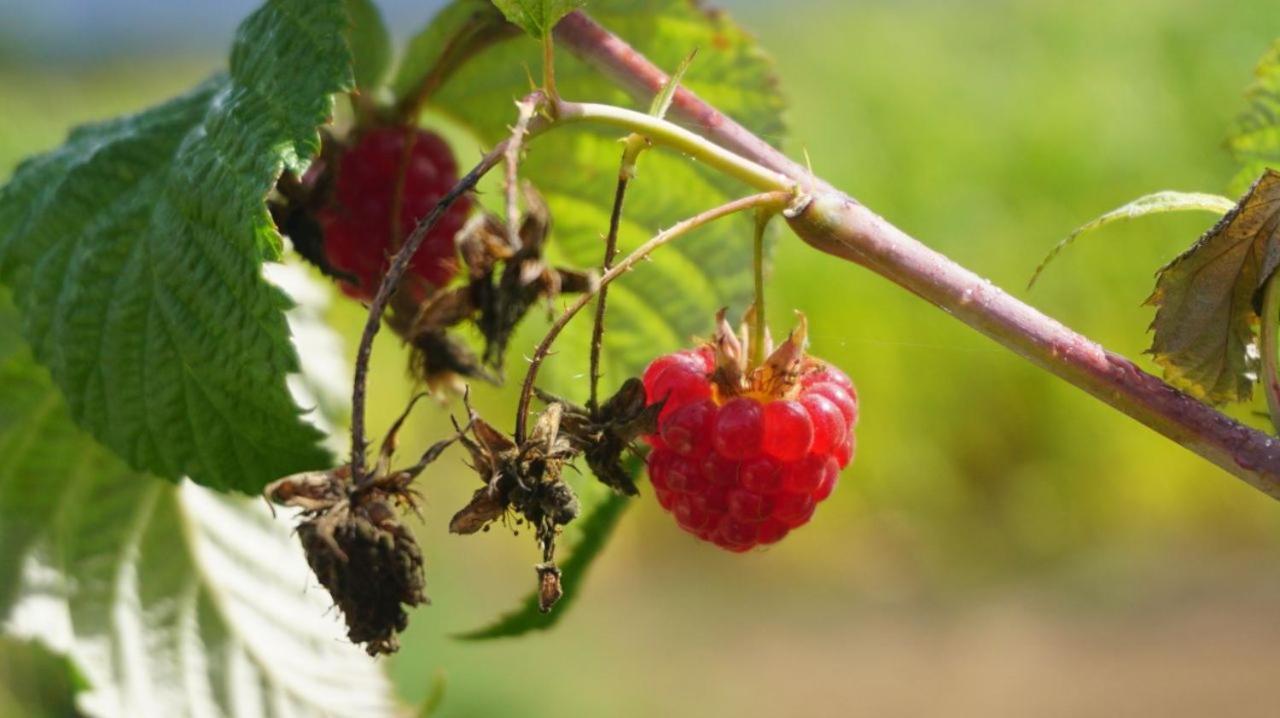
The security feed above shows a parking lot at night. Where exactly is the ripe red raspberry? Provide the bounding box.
[643,312,858,552]
[318,126,471,301]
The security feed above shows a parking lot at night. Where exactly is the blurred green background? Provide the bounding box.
[4,0,1280,715]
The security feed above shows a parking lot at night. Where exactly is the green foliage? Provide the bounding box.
[0,0,353,492]
[458,488,631,640]
[1228,40,1280,194]
[1029,191,1235,288]
[0,639,86,718]
[346,0,392,90]
[390,0,515,106]
[0,292,393,716]
[1148,170,1280,403]
[432,0,786,397]
[491,0,586,38]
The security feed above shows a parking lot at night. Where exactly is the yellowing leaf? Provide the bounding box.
[1148,169,1280,403]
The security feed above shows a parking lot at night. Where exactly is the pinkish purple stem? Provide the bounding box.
[554,11,1280,498]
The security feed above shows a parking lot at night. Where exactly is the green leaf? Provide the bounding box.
[431,0,787,397]
[0,0,354,492]
[1228,40,1280,195]
[457,487,631,640]
[346,0,392,90]
[490,0,586,38]
[1029,191,1235,288]
[390,0,516,106]
[0,639,86,718]
[1,275,392,716]
[1148,170,1280,404]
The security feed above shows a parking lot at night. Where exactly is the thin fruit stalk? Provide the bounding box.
[555,11,1280,498]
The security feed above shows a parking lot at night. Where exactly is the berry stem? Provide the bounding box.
[350,145,506,485]
[552,100,791,194]
[514,191,793,442]
[588,174,629,417]
[554,9,1280,498]
[750,209,770,368]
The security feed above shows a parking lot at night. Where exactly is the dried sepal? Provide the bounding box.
[538,378,659,496]
[265,396,462,655]
[704,309,823,401]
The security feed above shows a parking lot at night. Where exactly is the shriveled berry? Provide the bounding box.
[320,126,470,301]
[713,398,764,460]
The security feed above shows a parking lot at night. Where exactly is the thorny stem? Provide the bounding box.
[552,100,791,193]
[588,175,630,416]
[750,209,770,368]
[350,93,785,480]
[514,191,793,442]
[504,95,543,250]
[350,146,505,484]
[554,10,1280,497]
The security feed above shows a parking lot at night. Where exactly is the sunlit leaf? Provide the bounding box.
[1148,170,1280,403]
[1030,191,1235,288]
[0,0,353,492]
[346,0,392,90]
[1228,40,1280,195]
[1,270,391,717]
[491,0,586,38]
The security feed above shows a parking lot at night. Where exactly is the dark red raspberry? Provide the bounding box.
[318,126,471,301]
[643,312,857,552]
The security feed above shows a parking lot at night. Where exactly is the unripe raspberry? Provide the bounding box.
[318,126,471,301]
[642,312,858,551]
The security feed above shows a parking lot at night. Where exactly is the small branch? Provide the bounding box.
[555,12,815,189]
[350,145,507,484]
[557,9,1280,498]
[515,190,793,441]
[553,100,791,193]
[588,175,629,416]
[504,95,543,250]
[786,192,1280,498]
[750,209,770,367]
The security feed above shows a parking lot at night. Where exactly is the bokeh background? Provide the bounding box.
[3,0,1280,715]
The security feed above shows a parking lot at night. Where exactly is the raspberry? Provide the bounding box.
[642,313,858,551]
[318,126,471,301]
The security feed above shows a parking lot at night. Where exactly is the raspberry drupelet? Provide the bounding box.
[318,126,471,301]
[642,311,858,551]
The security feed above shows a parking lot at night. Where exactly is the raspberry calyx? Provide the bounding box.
[642,311,858,552]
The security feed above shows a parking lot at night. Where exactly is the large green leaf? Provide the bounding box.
[431,0,787,400]
[0,0,353,492]
[1228,40,1280,195]
[0,271,394,717]
[347,0,393,90]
